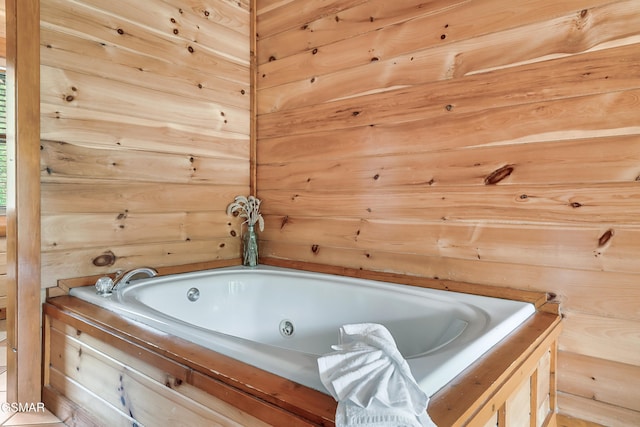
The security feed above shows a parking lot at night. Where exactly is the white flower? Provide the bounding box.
[226,195,264,231]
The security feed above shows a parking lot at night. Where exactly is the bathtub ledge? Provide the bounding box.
[43,293,561,426]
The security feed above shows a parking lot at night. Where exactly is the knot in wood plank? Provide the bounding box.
[484,165,514,185]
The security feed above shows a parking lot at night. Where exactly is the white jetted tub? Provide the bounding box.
[70,265,535,397]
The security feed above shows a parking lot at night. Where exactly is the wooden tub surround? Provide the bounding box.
[42,262,561,427]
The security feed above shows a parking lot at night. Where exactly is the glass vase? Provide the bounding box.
[243,225,258,267]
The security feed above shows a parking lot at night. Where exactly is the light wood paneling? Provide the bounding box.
[558,392,640,426]
[558,351,640,414]
[40,0,251,286]
[256,0,640,424]
[5,0,41,405]
[29,0,640,424]
[48,323,270,426]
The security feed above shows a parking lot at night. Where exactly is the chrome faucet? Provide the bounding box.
[95,267,158,295]
[112,267,158,290]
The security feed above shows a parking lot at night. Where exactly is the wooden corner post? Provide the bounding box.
[5,0,42,405]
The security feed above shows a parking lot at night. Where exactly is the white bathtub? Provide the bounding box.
[70,265,535,397]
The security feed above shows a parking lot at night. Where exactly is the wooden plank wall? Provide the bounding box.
[255,0,640,425]
[39,0,251,287]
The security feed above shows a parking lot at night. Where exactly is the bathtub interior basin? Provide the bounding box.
[70,265,535,397]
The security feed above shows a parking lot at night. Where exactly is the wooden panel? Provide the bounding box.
[41,0,249,72]
[557,414,606,427]
[560,310,640,366]
[48,321,270,426]
[260,215,640,274]
[40,0,251,285]
[42,67,248,135]
[261,184,640,224]
[42,182,246,214]
[75,0,251,60]
[41,238,240,288]
[259,29,640,113]
[43,297,338,426]
[257,0,631,87]
[40,27,250,109]
[48,368,139,427]
[258,87,640,144]
[430,309,560,426]
[0,275,7,298]
[558,351,640,413]
[256,0,366,39]
[259,135,640,188]
[43,385,114,427]
[481,412,498,427]
[558,392,640,426]
[537,350,552,426]
[40,104,250,158]
[41,140,249,185]
[5,0,42,405]
[44,291,561,427]
[505,377,531,426]
[255,1,640,424]
[42,212,240,251]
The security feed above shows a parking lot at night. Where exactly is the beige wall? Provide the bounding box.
[256,0,640,424]
[39,0,251,286]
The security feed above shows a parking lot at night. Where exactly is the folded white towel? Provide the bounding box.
[318,323,437,427]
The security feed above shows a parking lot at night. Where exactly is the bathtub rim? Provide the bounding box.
[43,295,561,426]
[45,259,560,426]
[54,258,550,309]
[69,263,537,398]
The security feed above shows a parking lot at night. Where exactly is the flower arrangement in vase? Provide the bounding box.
[226,195,264,267]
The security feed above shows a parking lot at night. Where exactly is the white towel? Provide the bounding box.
[317,323,437,427]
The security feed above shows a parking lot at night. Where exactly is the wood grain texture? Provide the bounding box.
[559,311,640,367]
[255,0,640,424]
[42,238,240,288]
[5,0,42,405]
[44,297,337,426]
[558,351,640,413]
[258,14,640,112]
[41,140,249,185]
[258,0,637,91]
[558,392,640,427]
[40,0,251,285]
[557,414,606,427]
[48,324,270,426]
[28,0,640,424]
[259,135,640,188]
[261,215,640,274]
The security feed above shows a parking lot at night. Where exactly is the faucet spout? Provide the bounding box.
[112,267,158,291]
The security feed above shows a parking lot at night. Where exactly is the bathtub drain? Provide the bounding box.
[279,320,295,338]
